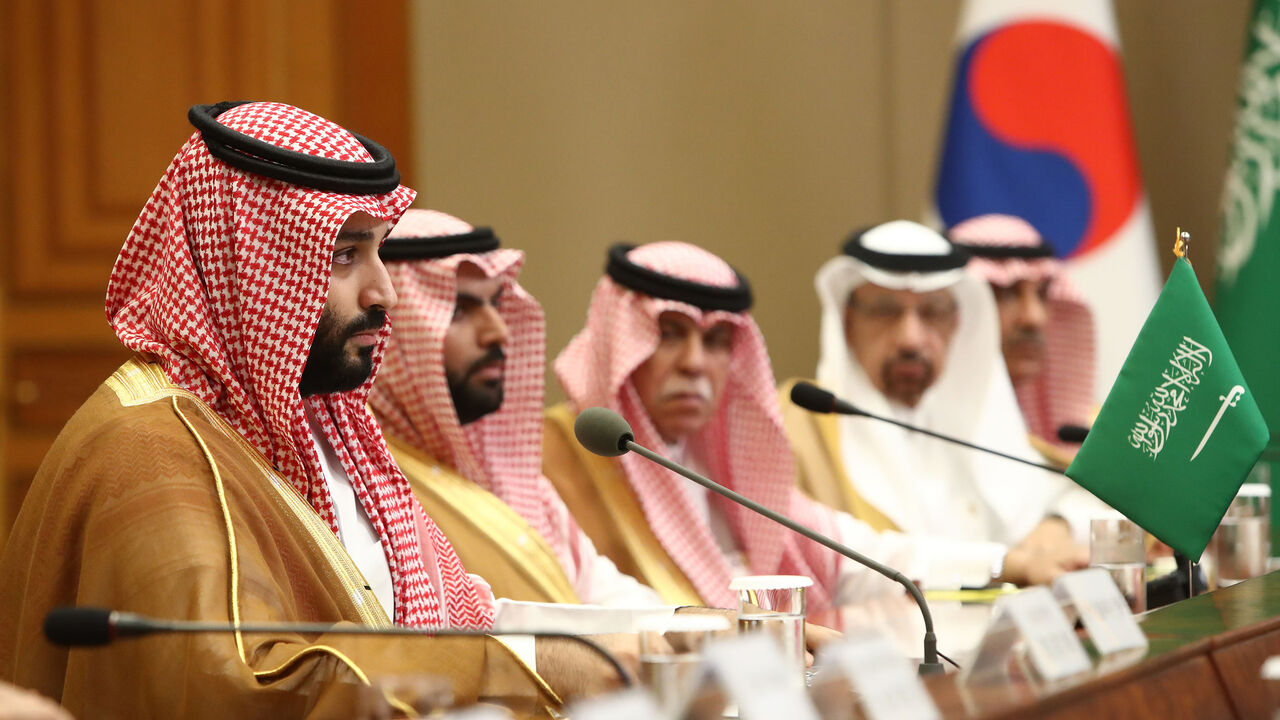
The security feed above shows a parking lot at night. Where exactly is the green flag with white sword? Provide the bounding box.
[1066,234,1268,560]
[1217,0,1280,552]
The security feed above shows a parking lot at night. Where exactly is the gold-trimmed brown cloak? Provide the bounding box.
[541,404,702,606]
[778,378,899,533]
[0,358,559,719]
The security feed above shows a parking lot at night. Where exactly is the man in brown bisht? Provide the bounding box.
[0,102,561,718]
[370,208,663,608]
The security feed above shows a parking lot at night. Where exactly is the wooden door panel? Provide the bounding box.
[2,0,410,545]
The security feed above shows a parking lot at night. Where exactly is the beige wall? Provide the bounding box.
[410,1,1251,399]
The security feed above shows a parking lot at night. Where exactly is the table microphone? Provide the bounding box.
[43,606,633,686]
[789,381,1063,474]
[1057,424,1090,444]
[573,406,946,676]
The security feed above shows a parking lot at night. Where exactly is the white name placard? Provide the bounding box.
[703,633,820,720]
[564,688,662,720]
[820,631,941,720]
[439,706,514,720]
[1000,586,1092,681]
[1054,568,1149,655]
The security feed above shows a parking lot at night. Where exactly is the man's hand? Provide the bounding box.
[999,517,1088,586]
[674,606,842,666]
[0,682,73,720]
[373,675,454,717]
[803,621,842,666]
[536,632,660,701]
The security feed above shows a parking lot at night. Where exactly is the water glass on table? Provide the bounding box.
[1209,483,1271,587]
[637,614,730,718]
[1090,516,1147,613]
[728,575,812,685]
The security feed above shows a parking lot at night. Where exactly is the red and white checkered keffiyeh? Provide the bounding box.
[370,210,587,585]
[949,214,1096,452]
[554,242,842,610]
[105,103,493,629]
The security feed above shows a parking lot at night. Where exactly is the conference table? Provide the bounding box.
[918,571,1280,719]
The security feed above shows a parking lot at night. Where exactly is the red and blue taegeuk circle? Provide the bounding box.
[936,21,1142,259]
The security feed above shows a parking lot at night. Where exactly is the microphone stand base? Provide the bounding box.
[917,660,945,676]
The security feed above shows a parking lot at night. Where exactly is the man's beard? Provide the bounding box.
[448,346,506,425]
[299,307,386,397]
[881,350,936,407]
[1003,328,1046,384]
[1005,327,1045,354]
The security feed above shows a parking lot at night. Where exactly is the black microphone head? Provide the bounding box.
[790,381,837,414]
[574,407,635,457]
[45,607,113,646]
[1057,424,1090,443]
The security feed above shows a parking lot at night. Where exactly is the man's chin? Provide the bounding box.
[653,406,712,439]
[299,364,373,397]
[1007,361,1044,386]
[335,368,374,394]
[884,380,930,408]
[452,383,504,425]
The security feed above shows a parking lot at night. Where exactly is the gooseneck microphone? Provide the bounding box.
[573,408,946,676]
[789,381,1063,474]
[44,607,633,686]
[1056,424,1090,444]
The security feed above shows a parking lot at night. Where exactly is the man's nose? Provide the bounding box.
[476,304,510,347]
[676,335,708,373]
[1017,285,1049,329]
[362,255,399,311]
[893,308,928,350]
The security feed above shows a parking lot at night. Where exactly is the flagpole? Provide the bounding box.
[1173,226,1190,262]
[1172,228,1199,599]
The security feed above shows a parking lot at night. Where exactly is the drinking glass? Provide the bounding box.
[728,575,812,684]
[1090,516,1146,613]
[1210,483,1271,587]
[637,613,730,718]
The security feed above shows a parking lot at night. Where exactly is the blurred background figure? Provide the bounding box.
[949,213,1097,467]
[785,220,1093,583]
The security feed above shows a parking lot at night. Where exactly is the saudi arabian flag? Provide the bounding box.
[1217,0,1280,552]
[1066,258,1268,561]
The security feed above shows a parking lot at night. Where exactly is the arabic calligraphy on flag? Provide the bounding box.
[1067,258,1268,560]
[1129,337,1213,459]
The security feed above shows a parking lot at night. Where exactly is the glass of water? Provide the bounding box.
[728,575,812,684]
[637,613,730,718]
[1090,516,1147,613]
[1210,483,1271,587]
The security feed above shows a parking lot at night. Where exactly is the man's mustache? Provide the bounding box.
[1006,328,1045,348]
[464,346,506,379]
[661,376,714,401]
[341,309,387,337]
[888,349,929,367]
[885,350,934,377]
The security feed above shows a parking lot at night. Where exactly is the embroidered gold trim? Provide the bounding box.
[106,357,204,407]
[252,644,372,683]
[813,405,898,533]
[389,438,579,604]
[384,693,419,718]
[489,636,565,708]
[172,396,248,665]
[1028,433,1073,470]
[109,358,389,628]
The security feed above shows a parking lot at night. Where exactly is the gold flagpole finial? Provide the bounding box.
[1173,227,1190,261]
